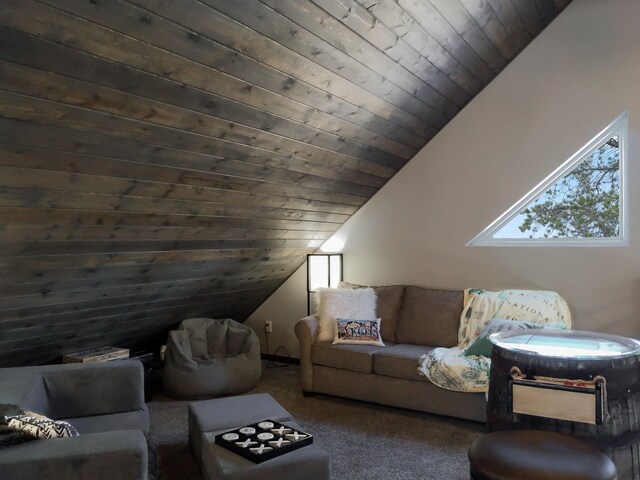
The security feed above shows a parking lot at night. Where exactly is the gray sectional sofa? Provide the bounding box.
[0,361,151,480]
[295,285,487,422]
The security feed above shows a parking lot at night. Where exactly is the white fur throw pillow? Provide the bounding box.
[315,287,377,342]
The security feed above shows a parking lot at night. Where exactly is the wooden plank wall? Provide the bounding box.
[0,0,569,366]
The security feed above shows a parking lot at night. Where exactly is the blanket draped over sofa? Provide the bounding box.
[417,289,572,392]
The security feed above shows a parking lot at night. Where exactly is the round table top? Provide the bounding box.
[489,329,640,359]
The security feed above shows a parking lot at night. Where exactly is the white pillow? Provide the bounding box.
[315,287,377,342]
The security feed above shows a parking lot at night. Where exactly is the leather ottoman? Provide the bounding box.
[468,430,617,480]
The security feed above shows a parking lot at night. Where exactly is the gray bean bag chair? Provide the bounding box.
[162,318,262,399]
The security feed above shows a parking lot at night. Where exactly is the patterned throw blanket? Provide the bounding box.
[417,289,572,392]
[1,404,79,446]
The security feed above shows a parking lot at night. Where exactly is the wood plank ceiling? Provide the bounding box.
[0,0,570,366]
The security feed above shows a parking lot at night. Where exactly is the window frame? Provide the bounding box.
[467,112,628,247]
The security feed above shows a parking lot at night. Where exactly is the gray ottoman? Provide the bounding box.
[188,394,330,480]
[189,393,293,462]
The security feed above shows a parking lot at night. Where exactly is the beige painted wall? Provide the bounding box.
[247,0,640,357]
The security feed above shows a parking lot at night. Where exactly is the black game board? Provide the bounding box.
[215,419,313,463]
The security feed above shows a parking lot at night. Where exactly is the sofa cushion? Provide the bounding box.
[339,282,404,343]
[373,344,435,381]
[63,410,150,435]
[395,287,463,347]
[311,342,389,374]
[0,430,148,480]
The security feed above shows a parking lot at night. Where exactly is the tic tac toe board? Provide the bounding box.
[215,419,313,463]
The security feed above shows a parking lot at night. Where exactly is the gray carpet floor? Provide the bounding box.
[148,361,484,479]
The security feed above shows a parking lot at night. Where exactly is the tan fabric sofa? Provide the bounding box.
[295,285,487,422]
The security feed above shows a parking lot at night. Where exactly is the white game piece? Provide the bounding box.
[236,439,257,448]
[271,426,292,436]
[250,444,273,454]
[285,431,308,441]
[239,427,256,435]
[257,432,274,441]
[269,438,291,448]
[258,421,275,429]
[222,433,239,441]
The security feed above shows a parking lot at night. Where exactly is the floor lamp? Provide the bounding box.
[307,253,343,315]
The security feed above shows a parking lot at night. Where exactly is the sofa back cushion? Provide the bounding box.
[339,282,404,343]
[0,373,50,417]
[395,287,463,347]
[42,362,147,419]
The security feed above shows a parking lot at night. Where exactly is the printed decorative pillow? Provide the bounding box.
[316,287,377,342]
[464,317,541,357]
[6,413,79,439]
[334,318,384,346]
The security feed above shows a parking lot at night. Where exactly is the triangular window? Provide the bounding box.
[468,112,627,246]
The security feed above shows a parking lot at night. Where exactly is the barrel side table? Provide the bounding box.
[486,329,640,480]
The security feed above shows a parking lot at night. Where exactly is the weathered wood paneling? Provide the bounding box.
[0,0,568,365]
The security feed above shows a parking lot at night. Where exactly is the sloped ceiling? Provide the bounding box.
[0,0,570,365]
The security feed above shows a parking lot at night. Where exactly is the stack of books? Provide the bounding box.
[62,346,130,363]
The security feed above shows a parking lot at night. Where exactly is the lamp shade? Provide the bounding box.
[307,254,342,314]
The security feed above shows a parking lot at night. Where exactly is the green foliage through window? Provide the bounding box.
[515,137,619,238]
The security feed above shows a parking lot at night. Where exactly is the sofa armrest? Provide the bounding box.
[294,315,320,392]
[0,430,148,480]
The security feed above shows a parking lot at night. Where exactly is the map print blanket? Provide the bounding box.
[417,289,572,392]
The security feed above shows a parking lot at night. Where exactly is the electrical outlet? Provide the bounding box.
[265,320,273,333]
